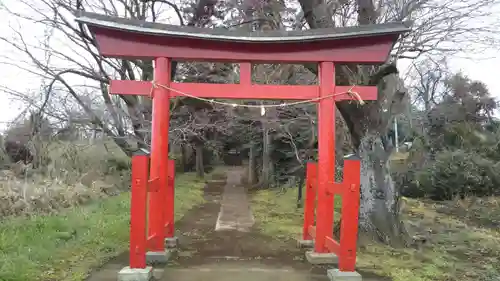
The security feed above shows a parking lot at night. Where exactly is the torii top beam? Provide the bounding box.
[75,11,410,63]
[75,12,410,101]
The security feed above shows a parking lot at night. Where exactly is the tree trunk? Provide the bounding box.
[91,124,97,144]
[296,167,305,208]
[358,132,407,245]
[180,144,188,173]
[195,141,204,178]
[248,141,258,184]
[260,121,271,187]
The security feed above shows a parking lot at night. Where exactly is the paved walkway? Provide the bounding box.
[215,168,255,232]
[160,262,327,281]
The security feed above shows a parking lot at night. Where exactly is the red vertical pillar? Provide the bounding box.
[165,159,175,237]
[302,162,317,240]
[129,152,149,269]
[339,155,361,271]
[314,61,336,253]
[148,57,171,252]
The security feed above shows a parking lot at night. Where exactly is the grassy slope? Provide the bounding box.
[0,172,205,281]
[251,189,500,281]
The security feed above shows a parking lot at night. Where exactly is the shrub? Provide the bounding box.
[0,139,131,219]
[399,150,500,200]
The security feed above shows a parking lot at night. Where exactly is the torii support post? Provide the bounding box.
[297,162,317,249]
[316,61,336,253]
[118,152,153,281]
[338,156,361,272]
[164,159,178,250]
[75,11,409,281]
[303,154,362,280]
[146,57,172,264]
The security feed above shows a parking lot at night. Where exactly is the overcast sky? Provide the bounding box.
[0,1,499,132]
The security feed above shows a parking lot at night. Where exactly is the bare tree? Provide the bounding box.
[0,0,218,156]
[409,57,450,112]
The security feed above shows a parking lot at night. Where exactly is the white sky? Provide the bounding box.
[0,1,499,132]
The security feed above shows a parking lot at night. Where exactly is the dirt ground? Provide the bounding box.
[86,167,384,281]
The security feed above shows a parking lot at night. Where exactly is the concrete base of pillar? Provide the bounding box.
[297,239,314,248]
[146,251,172,264]
[305,251,338,264]
[164,236,179,250]
[118,266,153,281]
[327,269,362,281]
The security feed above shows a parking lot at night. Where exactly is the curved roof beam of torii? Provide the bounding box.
[74,11,410,63]
[75,11,410,44]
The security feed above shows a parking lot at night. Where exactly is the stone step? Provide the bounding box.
[160,264,329,281]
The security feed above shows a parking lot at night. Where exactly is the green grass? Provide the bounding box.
[251,190,304,240]
[251,190,341,240]
[0,172,205,281]
[251,189,500,281]
[356,199,500,281]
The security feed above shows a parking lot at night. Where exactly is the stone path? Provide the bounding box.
[215,168,255,232]
[159,262,327,281]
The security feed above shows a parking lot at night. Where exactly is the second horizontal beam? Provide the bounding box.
[109,80,377,101]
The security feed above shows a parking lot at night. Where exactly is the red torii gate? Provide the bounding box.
[76,11,408,281]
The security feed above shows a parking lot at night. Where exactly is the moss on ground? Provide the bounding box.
[251,189,500,281]
[0,172,205,281]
